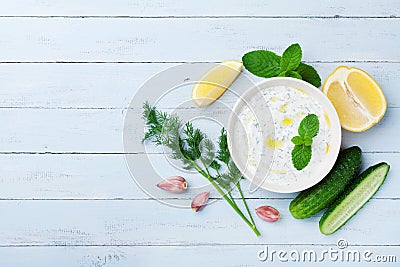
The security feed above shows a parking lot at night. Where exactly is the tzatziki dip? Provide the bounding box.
[238,85,332,185]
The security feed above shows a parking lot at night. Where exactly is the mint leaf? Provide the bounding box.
[296,63,321,87]
[291,136,304,145]
[285,70,302,79]
[262,66,284,78]
[242,50,281,77]
[242,44,322,87]
[298,114,319,138]
[292,145,312,170]
[303,136,313,146]
[291,114,319,170]
[280,43,302,71]
[278,70,287,77]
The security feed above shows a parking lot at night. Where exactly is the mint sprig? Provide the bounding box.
[291,114,319,170]
[298,113,319,137]
[280,43,302,71]
[296,63,321,87]
[242,43,321,87]
[292,145,312,171]
[241,50,281,78]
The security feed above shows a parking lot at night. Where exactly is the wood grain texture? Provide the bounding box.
[0,153,397,200]
[0,0,399,265]
[0,18,398,62]
[0,108,398,153]
[0,63,399,108]
[0,245,397,267]
[0,199,398,246]
[0,0,399,17]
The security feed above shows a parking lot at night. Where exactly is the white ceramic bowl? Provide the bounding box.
[227,77,341,193]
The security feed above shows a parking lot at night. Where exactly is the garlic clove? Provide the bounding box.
[191,192,210,212]
[156,176,187,194]
[255,205,280,222]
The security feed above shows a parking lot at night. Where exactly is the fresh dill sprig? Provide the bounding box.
[182,122,204,161]
[214,128,242,190]
[143,101,211,170]
[143,102,240,189]
[216,128,230,165]
[214,127,256,226]
[142,102,260,236]
[142,101,180,146]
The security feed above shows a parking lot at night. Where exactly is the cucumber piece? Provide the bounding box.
[289,146,362,219]
[319,162,390,235]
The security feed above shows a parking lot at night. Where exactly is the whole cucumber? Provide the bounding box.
[289,146,362,219]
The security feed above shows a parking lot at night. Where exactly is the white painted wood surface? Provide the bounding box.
[0,18,398,62]
[0,1,399,266]
[0,63,400,108]
[0,246,397,267]
[0,199,398,245]
[0,0,399,17]
[0,153,397,199]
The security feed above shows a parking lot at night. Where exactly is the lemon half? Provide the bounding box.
[322,66,387,132]
[191,60,242,108]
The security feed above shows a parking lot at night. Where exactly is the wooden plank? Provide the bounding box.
[341,108,398,151]
[0,152,396,200]
[0,0,399,17]
[0,199,398,246]
[0,63,399,108]
[0,18,398,62]
[0,109,123,152]
[0,2,397,263]
[0,245,397,266]
[0,154,141,199]
[0,108,398,153]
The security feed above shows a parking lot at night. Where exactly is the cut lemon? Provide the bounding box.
[322,66,387,132]
[191,60,242,108]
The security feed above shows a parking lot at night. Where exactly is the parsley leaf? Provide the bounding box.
[292,145,312,170]
[280,43,302,71]
[298,114,319,138]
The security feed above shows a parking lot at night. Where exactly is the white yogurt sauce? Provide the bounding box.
[238,86,332,185]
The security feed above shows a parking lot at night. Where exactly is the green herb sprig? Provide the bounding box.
[242,43,321,87]
[142,102,260,236]
[291,114,319,170]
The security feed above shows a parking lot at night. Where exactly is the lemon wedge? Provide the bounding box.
[322,66,387,132]
[191,60,242,108]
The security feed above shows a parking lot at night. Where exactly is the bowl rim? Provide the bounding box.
[227,77,342,193]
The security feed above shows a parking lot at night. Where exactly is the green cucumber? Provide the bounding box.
[289,146,362,219]
[319,162,390,235]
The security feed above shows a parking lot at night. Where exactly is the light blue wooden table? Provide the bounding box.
[0,1,399,266]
